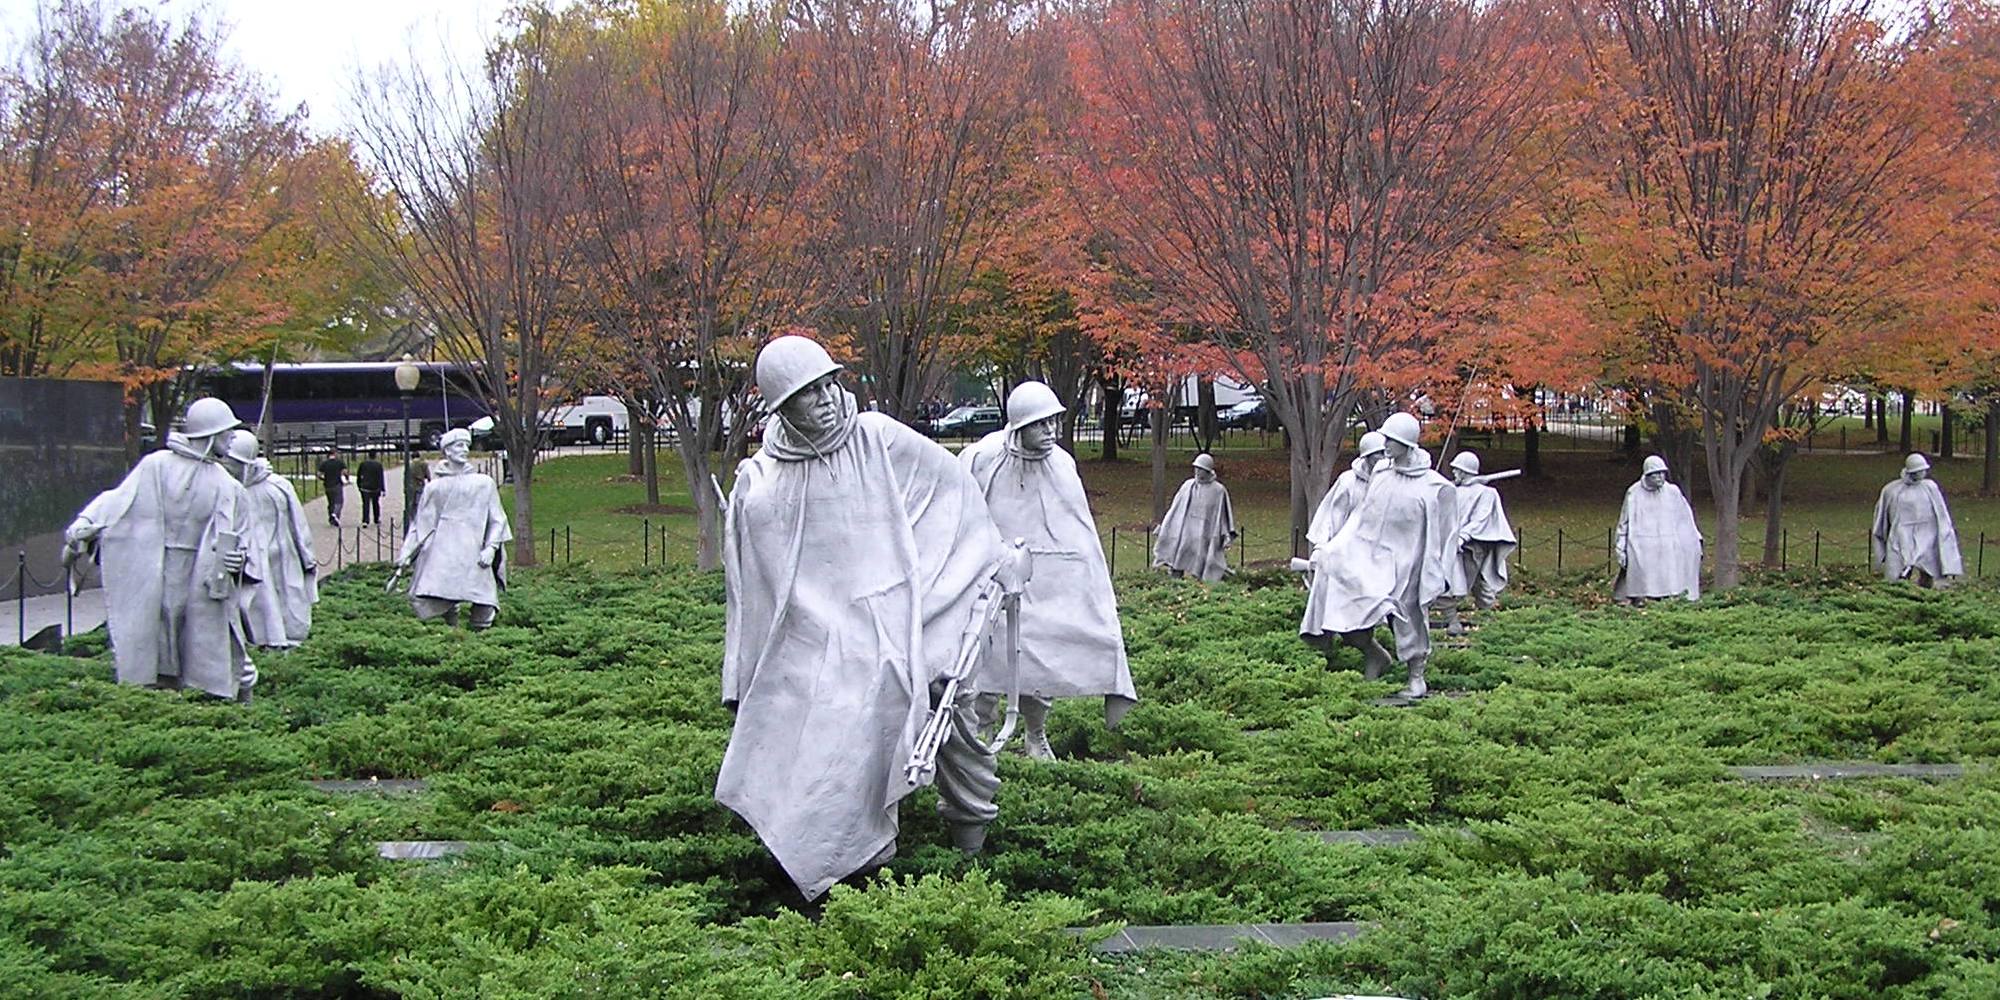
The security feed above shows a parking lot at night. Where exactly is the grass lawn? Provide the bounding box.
[3,567,1997,996]
[508,434,2000,579]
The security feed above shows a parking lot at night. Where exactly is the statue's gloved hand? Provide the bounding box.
[477,547,496,568]
[221,548,247,574]
[64,519,100,548]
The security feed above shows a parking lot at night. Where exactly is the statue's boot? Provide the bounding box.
[1020,697,1055,760]
[1396,657,1430,700]
[1442,603,1466,636]
[1344,630,1393,681]
[949,822,989,854]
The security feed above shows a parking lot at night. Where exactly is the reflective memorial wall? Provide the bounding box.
[0,379,127,598]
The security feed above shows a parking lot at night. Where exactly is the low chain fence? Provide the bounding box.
[17,517,2000,646]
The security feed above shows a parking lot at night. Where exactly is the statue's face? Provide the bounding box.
[779,373,843,437]
[443,438,471,464]
[1386,438,1413,466]
[1194,465,1216,483]
[1643,470,1667,491]
[1356,451,1381,477]
[1017,415,1059,451]
[1905,467,1928,484]
[1453,468,1475,486]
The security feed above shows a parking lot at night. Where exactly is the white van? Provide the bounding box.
[542,395,630,445]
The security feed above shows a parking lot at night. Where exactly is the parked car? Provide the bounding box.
[929,405,1004,439]
[1218,398,1278,431]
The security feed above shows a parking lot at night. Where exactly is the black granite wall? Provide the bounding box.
[0,379,127,598]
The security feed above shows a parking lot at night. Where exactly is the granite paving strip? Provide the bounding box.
[1085,922,1371,954]
[1314,828,1426,847]
[1728,763,1965,782]
[307,778,431,794]
[374,841,472,861]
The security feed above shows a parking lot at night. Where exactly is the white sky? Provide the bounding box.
[0,0,505,138]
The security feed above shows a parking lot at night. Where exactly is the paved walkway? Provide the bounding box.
[5,586,106,647]
[304,466,411,572]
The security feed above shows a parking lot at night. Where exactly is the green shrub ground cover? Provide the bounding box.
[2,567,1997,998]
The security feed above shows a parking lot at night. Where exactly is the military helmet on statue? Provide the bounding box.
[755,336,842,408]
[1005,381,1065,431]
[1450,451,1481,476]
[1378,412,1422,449]
[181,398,242,440]
[1642,455,1669,476]
[1903,453,1931,474]
[1356,431,1387,459]
[1191,453,1217,472]
[223,429,260,464]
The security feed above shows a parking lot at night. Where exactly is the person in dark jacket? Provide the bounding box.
[357,455,385,526]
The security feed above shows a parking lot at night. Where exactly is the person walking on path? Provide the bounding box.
[356,455,385,527]
[317,449,347,527]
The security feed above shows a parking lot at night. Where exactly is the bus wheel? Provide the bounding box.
[588,420,613,445]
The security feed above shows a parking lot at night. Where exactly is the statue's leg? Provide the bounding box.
[411,596,454,622]
[1438,598,1465,636]
[1019,696,1055,760]
[973,692,1000,735]
[1389,607,1431,699]
[1342,629,1393,681]
[468,603,497,630]
[934,694,1001,854]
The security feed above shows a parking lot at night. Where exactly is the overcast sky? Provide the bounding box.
[0,0,506,138]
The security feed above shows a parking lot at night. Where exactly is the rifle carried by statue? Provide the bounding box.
[906,539,1033,787]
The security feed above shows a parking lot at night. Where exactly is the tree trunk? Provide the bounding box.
[1899,390,1914,454]
[1709,460,1741,590]
[1941,402,1955,459]
[1197,377,1218,450]
[1984,400,2000,495]
[1150,403,1168,523]
[1760,444,1794,567]
[1876,394,1889,444]
[1101,379,1122,463]
[1863,396,1873,429]
[675,443,721,571]
[641,421,660,507]
[628,420,646,476]
[508,442,537,568]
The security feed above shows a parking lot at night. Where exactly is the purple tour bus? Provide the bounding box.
[203,361,492,454]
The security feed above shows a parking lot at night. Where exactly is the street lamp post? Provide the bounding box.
[394,354,421,525]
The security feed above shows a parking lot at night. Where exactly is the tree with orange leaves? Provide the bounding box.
[567,0,822,571]
[781,0,1045,422]
[1565,0,1984,588]
[0,1,342,461]
[1071,0,1558,547]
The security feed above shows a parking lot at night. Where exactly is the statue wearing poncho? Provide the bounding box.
[1305,437,1386,551]
[1441,451,1517,629]
[959,383,1138,758]
[237,453,318,647]
[1871,454,1961,587]
[1613,457,1702,603]
[1153,455,1236,581]
[717,342,1004,900]
[397,429,511,628]
[1299,414,1455,699]
[64,400,256,700]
